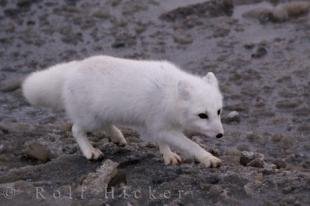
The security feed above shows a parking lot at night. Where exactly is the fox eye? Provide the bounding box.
[198,113,208,119]
[217,109,221,115]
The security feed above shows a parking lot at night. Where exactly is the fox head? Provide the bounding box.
[176,72,224,138]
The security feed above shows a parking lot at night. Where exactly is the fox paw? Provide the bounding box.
[111,136,127,146]
[200,155,222,168]
[110,129,127,146]
[163,152,182,165]
[83,147,103,160]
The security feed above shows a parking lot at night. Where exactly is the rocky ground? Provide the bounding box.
[0,0,309,205]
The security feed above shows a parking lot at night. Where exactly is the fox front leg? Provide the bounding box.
[158,142,182,165]
[158,131,222,168]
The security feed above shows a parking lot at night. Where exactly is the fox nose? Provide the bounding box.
[216,133,223,138]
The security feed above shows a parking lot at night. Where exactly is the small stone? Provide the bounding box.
[0,77,23,92]
[208,185,223,195]
[173,33,193,45]
[107,171,127,188]
[17,0,32,8]
[247,158,264,168]
[206,174,220,184]
[240,151,255,166]
[251,47,267,58]
[62,145,77,154]
[271,134,284,142]
[272,159,286,169]
[25,143,50,162]
[255,153,265,160]
[263,163,277,175]
[93,11,109,19]
[244,43,255,49]
[237,144,250,151]
[225,111,240,123]
[246,132,261,142]
[282,186,294,194]
[302,160,310,169]
[111,41,125,48]
[0,144,4,153]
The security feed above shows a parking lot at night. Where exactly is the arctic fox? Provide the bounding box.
[22,56,224,167]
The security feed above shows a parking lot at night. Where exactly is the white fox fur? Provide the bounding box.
[22,55,224,167]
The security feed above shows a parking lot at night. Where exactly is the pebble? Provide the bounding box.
[111,40,125,48]
[0,77,23,92]
[272,159,286,169]
[262,163,277,175]
[0,144,4,153]
[173,33,193,45]
[240,151,255,166]
[205,174,220,184]
[225,111,240,123]
[247,158,264,168]
[24,143,51,162]
[244,43,255,49]
[251,47,267,58]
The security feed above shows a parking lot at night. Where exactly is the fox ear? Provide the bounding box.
[177,80,192,101]
[203,72,218,87]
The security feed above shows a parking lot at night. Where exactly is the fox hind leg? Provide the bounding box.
[105,125,127,146]
[72,124,103,160]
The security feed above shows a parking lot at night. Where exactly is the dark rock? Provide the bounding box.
[160,0,233,21]
[282,186,294,194]
[240,151,255,166]
[17,0,33,8]
[246,133,262,142]
[65,0,80,6]
[247,159,264,168]
[272,159,286,169]
[208,184,223,195]
[62,145,78,154]
[4,9,19,17]
[93,11,109,19]
[111,41,125,48]
[276,100,301,109]
[111,33,136,48]
[206,175,220,184]
[107,170,127,189]
[251,47,267,58]
[271,134,284,142]
[302,160,310,169]
[244,43,255,49]
[24,143,51,162]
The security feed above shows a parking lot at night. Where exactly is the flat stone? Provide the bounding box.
[24,143,51,162]
[77,159,119,195]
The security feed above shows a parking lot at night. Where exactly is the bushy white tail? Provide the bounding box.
[22,61,77,110]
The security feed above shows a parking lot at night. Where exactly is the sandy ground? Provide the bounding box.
[0,0,309,205]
